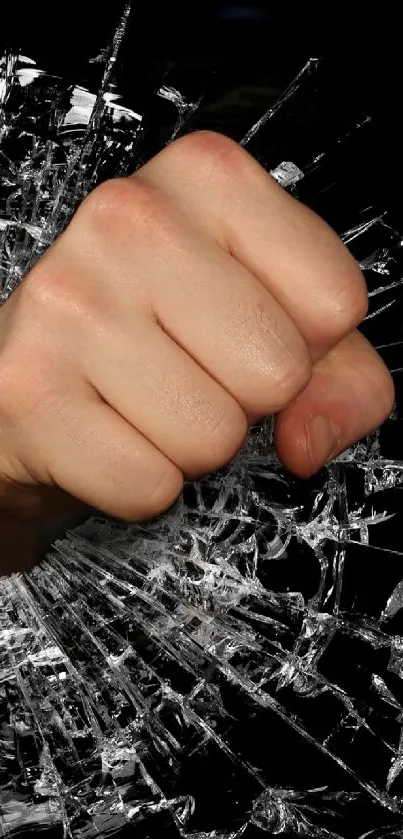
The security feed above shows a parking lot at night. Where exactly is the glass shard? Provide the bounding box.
[1,16,403,838]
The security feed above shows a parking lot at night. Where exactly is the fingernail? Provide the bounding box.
[306,414,340,471]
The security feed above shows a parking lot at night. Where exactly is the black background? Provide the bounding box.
[2,5,403,837]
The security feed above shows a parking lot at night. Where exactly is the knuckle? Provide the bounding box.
[21,265,72,314]
[171,130,246,176]
[82,177,136,225]
[83,176,173,239]
[20,260,92,325]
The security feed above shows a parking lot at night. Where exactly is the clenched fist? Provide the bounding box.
[0,132,394,570]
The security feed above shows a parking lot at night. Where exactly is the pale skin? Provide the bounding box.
[0,131,395,572]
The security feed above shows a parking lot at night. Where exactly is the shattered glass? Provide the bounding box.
[1,10,403,837]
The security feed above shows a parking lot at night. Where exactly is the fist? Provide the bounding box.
[0,132,394,544]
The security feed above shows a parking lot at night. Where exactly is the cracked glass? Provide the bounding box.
[1,10,403,838]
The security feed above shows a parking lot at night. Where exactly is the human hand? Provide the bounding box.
[0,132,394,570]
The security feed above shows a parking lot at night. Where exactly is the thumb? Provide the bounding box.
[274,330,394,478]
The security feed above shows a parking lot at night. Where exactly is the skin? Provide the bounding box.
[0,131,395,573]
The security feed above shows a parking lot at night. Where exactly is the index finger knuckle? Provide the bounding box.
[168,130,250,182]
[81,176,178,247]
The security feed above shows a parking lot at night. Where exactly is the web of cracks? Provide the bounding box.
[1,14,403,837]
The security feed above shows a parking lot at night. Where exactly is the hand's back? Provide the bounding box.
[0,132,393,570]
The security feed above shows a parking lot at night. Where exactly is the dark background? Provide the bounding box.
[3,5,403,838]
[2,3,403,554]
[2,2,401,204]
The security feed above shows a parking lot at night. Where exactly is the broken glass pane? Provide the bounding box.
[1,12,403,838]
